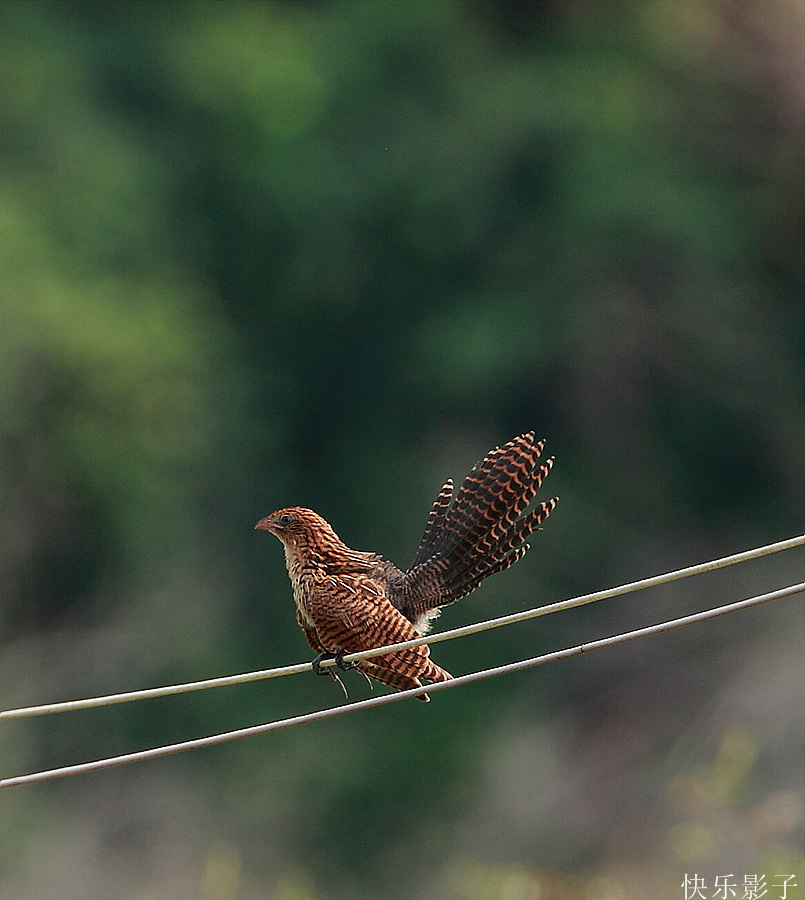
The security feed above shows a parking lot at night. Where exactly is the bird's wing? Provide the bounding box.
[312,572,439,683]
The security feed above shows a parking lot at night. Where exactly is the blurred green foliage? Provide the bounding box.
[1,2,803,898]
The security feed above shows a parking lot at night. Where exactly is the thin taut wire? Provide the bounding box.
[1,581,802,789]
[1,533,803,721]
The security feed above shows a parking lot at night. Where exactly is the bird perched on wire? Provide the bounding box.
[256,432,558,701]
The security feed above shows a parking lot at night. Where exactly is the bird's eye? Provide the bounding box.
[279,513,294,527]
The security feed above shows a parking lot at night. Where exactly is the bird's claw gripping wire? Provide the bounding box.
[311,652,347,697]
[311,651,373,699]
[334,651,374,690]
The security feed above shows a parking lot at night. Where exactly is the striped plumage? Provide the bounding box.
[256,432,558,701]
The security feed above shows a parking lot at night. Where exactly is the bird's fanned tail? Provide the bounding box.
[393,432,557,629]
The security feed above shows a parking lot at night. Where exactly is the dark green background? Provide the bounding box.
[1,2,803,898]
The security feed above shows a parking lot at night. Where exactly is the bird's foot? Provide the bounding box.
[311,652,373,694]
[311,652,335,677]
[335,651,373,689]
[311,652,349,699]
[333,650,358,671]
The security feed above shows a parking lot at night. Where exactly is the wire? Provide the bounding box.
[1,581,801,790]
[2,533,803,722]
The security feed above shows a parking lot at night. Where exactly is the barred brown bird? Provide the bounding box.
[255,432,558,701]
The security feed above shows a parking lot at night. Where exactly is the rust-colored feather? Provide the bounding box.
[393,433,557,629]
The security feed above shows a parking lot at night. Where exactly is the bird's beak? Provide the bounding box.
[255,517,276,532]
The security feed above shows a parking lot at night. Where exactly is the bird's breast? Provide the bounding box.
[287,567,319,621]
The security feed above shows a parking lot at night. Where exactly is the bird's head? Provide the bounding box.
[255,507,342,554]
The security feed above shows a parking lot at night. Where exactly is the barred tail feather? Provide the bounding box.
[411,479,454,569]
[395,433,557,624]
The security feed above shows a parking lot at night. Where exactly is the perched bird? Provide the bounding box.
[256,432,558,701]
